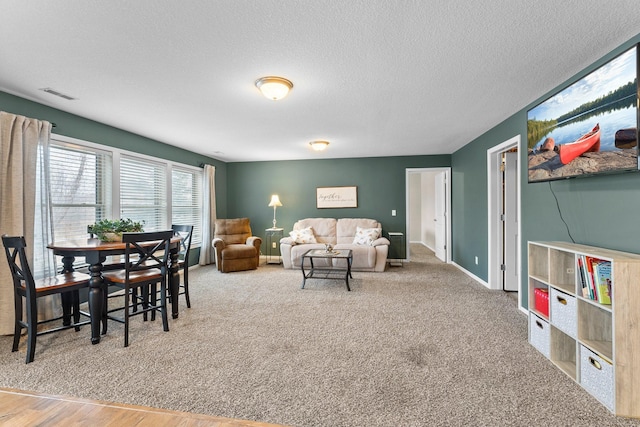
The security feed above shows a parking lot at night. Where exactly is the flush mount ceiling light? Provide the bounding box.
[309,140,330,151]
[255,76,293,100]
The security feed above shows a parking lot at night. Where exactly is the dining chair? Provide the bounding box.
[171,224,194,308]
[2,235,91,363]
[102,230,173,347]
[131,225,192,317]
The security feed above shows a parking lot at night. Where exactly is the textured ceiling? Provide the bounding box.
[1,1,640,162]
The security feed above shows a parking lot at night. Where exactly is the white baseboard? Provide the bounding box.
[451,261,489,288]
[452,262,527,315]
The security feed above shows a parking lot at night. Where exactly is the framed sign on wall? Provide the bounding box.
[316,186,358,208]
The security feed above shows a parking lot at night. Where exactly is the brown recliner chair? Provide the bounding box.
[213,218,262,273]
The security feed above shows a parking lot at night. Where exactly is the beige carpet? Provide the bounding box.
[0,244,639,427]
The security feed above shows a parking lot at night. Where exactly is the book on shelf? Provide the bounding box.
[579,255,596,300]
[593,260,612,305]
[578,257,589,298]
[576,255,612,304]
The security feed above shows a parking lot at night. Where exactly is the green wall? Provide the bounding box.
[452,34,640,308]
[226,155,451,244]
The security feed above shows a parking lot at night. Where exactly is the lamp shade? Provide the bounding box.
[255,76,293,100]
[268,194,282,207]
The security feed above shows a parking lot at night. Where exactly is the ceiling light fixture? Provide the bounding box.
[309,140,330,151]
[255,76,293,100]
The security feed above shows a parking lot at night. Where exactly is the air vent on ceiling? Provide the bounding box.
[39,87,76,100]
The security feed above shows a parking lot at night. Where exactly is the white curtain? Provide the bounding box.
[34,125,57,284]
[0,111,55,335]
[199,164,217,265]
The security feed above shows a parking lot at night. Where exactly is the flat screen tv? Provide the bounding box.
[527,44,639,183]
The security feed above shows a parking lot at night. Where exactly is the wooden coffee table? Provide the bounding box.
[301,249,353,291]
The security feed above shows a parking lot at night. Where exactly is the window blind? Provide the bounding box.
[49,141,113,241]
[120,155,167,231]
[172,167,203,245]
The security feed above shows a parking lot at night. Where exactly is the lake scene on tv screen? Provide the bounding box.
[527,45,638,182]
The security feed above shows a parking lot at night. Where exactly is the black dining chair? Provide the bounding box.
[2,235,91,363]
[171,224,194,308]
[102,230,173,347]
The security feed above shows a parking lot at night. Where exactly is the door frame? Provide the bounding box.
[405,167,451,263]
[487,135,523,309]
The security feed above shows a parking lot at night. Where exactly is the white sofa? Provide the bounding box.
[280,218,390,272]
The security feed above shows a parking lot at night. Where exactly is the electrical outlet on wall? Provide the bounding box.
[475,256,478,265]
[392,209,396,216]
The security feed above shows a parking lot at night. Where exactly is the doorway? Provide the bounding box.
[487,136,522,309]
[405,168,451,263]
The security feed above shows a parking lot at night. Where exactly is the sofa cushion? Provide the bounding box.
[290,244,329,267]
[294,218,337,244]
[289,227,317,244]
[334,244,377,269]
[352,226,381,246]
[336,218,381,244]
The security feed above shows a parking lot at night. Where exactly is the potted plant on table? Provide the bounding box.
[88,218,145,242]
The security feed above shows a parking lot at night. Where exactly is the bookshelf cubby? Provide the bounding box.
[528,241,640,417]
[550,326,576,380]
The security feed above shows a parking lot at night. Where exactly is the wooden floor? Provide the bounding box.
[0,388,288,427]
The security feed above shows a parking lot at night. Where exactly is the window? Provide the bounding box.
[172,167,203,245]
[49,142,112,240]
[42,135,203,255]
[120,155,167,232]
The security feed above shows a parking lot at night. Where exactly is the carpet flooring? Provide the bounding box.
[1,244,639,426]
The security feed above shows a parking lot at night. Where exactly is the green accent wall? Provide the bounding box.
[226,155,451,244]
[452,34,640,309]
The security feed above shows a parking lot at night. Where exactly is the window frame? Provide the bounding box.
[50,133,203,247]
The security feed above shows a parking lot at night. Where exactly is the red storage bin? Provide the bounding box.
[534,288,549,317]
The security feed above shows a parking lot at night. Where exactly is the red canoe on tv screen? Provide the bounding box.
[557,123,601,165]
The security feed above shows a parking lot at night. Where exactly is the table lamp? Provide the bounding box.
[268,195,282,228]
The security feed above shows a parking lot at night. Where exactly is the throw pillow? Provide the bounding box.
[352,227,381,246]
[289,227,318,244]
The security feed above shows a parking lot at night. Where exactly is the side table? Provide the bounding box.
[387,232,405,267]
[265,227,284,264]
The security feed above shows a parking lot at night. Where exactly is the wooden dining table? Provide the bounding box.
[47,236,182,344]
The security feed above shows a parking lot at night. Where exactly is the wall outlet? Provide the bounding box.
[272,242,277,249]
[475,256,478,265]
[392,209,396,216]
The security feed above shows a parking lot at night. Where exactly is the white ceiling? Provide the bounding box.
[1,1,640,162]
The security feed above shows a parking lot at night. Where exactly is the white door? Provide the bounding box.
[502,151,518,291]
[434,171,447,262]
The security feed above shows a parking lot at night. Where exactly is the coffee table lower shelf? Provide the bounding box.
[301,249,353,291]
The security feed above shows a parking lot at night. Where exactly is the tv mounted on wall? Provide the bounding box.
[527,44,639,183]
